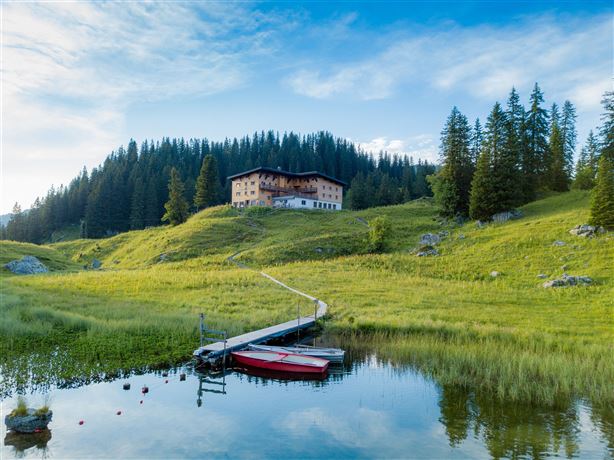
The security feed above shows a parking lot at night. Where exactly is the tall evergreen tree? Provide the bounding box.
[589,92,614,229]
[431,107,473,217]
[130,177,146,230]
[194,154,220,210]
[549,122,569,191]
[470,118,483,166]
[469,148,495,221]
[162,168,189,226]
[561,101,577,180]
[524,83,550,199]
[573,130,599,189]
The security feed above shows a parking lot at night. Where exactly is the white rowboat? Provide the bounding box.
[247,344,345,362]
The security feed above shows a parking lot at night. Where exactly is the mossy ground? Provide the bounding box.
[1,191,612,404]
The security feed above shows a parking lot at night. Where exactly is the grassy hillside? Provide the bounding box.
[1,191,612,404]
[0,241,81,276]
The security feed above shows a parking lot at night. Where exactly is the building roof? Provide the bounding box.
[227,166,347,186]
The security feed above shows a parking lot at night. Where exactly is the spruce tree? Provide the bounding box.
[573,131,599,189]
[589,92,614,229]
[162,168,189,226]
[469,149,495,221]
[470,118,482,166]
[130,177,146,230]
[561,101,577,180]
[194,154,220,210]
[432,107,473,217]
[524,83,549,200]
[549,122,569,191]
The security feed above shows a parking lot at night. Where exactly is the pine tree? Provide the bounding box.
[524,83,549,199]
[162,168,189,226]
[589,92,614,229]
[470,118,483,166]
[573,131,599,189]
[130,177,146,230]
[194,154,220,210]
[561,101,577,180]
[431,107,473,217]
[469,149,495,221]
[549,122,568,191]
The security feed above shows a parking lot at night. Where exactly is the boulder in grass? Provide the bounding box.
[569,224,606,238]
[4,256,48,275]
[491,210,522,223]
[419,233,441,246]
[552,240,566,246]
[5,409,52,433]
[416,245,439,257]
[537,274,548,279]
[490,271,501,278]
[91,259,102,269]
[543,274,593,288]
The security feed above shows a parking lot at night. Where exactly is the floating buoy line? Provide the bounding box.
[75,371,189,427]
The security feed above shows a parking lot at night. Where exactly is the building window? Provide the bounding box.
[301,200,306,205]
[250,191,255,195]
[313,202,317,208]
[336,187,338,191]
[335,195,338,200]
[318,202,322,208]
[260,200,265,205]
[333,204,337,210]
[251,181,255,185]
[328,203,332,209]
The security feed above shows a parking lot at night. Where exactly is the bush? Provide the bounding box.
[368,216,390,253]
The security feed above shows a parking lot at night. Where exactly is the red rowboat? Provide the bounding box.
[231,350,329,374]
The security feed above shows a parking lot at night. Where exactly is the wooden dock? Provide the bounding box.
[193,263,328,362]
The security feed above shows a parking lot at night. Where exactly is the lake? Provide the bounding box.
[1,342,612,459]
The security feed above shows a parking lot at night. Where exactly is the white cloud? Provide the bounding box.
[286,14,611,112]
[1,2,286,211]
[357,134,437,162]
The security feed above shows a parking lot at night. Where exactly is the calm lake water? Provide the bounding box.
[1,345,612,459]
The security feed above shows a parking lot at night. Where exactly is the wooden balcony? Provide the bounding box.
[260,183,318,195]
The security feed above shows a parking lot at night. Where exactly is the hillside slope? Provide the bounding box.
[1,191,612,403]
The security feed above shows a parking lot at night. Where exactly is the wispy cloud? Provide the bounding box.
[2,1,287,210]
[357,135,437,162]
[286,14,611,110]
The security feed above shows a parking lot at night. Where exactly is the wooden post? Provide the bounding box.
[199,313,204,348]
[297,303,300,343]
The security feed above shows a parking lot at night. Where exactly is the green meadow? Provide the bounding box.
[1,191,612,405]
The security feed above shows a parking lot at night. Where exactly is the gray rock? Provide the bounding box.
[569,224,605,238]
[416,245,439,257]
[553,240,566,246]
[476,220,487,229]
[543,274,593,288]
[91,259,102,269]
[561,264,569,271]
[4,256,48,275]
[490,271,501,278]
[419,233,441,246]
[314,247,324,253]
[491,210,523,223]
[159,253,168,262]
[5,409,52,433]
[537,274,548,279]
[457,234,465,239]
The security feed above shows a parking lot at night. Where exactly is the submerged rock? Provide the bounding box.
[4,256,48,275]
[543,274,593,288]
[5,409,52,433]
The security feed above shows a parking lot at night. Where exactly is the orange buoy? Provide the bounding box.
[141,386,149,394]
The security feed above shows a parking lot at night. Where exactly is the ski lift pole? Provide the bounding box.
[199,313,205,348]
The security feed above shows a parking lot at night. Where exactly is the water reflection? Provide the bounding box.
[3,430,51,459]
[2,343,612,459]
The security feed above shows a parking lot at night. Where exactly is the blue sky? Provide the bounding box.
[2,0,612,213]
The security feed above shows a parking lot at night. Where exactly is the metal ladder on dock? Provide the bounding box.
[199,313,228,366]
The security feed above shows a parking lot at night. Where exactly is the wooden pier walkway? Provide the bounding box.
[193,251,327,361]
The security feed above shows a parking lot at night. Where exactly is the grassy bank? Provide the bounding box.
[1,191,612,404]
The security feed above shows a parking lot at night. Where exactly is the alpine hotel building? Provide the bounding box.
[228,167,346,210]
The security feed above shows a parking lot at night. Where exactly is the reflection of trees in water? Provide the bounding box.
[438,385,583,459]
[4,429,51,459]
[591,403,614,453]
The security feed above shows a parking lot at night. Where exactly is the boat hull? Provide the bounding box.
[232,351,328,374]
[248,344,345,362]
